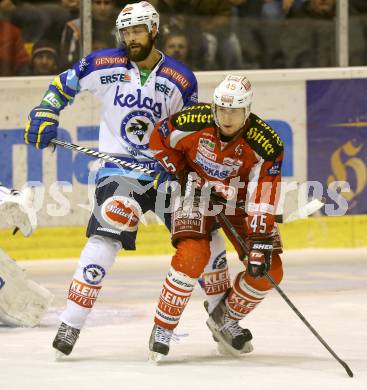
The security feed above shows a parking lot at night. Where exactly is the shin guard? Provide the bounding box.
[154,266,196,330]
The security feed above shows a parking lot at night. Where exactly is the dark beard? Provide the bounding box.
[127,36,154,62]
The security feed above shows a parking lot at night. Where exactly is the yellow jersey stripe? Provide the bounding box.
[53,76,72,100]
[24,120,30,144]
[36,121,53,149]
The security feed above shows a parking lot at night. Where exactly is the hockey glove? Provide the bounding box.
[24,105,59,149]
[247,238,273,278]
[153,163,177,193]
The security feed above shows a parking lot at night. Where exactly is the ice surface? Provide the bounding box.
[0,248,366,390]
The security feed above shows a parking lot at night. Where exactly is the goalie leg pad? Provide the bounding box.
[60,235,121,329]
[0,249,54,327]
[0,186,37,237]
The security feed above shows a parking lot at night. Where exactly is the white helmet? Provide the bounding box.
[212,75,253,128]
[116,1,159,33]
[213,74,253,109]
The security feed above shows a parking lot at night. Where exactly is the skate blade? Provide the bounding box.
[206,318,252,358]
[217,340,253,355]
[54,350,67,361]
[148,351,165,364]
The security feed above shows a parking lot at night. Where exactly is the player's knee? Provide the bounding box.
[172,238,210,278]
[76,235,122,284]
[244,253,283,291]
[269,253,283,285]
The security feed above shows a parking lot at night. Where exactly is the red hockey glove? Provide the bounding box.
[246,238,273,278]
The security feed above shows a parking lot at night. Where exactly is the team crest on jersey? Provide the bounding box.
[212,251,227,269]
[83,264,106,285]
[199,137,215,151]
[121,110,155,150]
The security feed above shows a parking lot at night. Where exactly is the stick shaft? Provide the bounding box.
[50,138,155,177]
[216,210,353,378]
[51,139,323,225]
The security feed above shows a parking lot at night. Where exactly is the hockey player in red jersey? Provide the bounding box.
[148,75,284,361]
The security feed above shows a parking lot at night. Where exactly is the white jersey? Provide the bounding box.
[48,47,198,172]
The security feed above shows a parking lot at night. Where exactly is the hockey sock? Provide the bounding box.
[225,271,268,320]
[154,266,196,330]
[60,235,121,329]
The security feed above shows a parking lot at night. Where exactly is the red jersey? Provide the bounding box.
[150,103,284,235]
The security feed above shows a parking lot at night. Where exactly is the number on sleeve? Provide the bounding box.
[250,214,267,233]
[162,156,176,173]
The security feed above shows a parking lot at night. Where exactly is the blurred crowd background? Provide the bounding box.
[0,0,366,76]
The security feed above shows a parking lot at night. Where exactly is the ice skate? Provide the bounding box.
[52,322,80,359]
[206,298,253,357]
[148,324,173,363]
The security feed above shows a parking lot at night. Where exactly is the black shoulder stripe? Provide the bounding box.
[245,115,283,160]
[171,103,214,132]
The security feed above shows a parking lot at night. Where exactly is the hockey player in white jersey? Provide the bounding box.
[24,1,228,357]
[0,185,53,327]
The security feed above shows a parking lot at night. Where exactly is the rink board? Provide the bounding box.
[1,68,367,251]
[1,214,367,260]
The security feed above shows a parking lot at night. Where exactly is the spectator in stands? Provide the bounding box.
[288,0,336,19]
[0,18,30,76]
[157,0,243,70]
[350,0,367,14]
[261,0,300,19]
[157,2,205,69]
[38,1,80,46]
[0,0,15,16]
[229,0,263,17]
[6,1,47,43]
[61,0,116,68]
[190,0,244,70]
[162,30,197,70]
[61,0,80,14]
[229,0,303,18]
[31,40,59,76]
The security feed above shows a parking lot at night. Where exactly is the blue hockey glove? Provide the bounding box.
[24,105,59,149]
[153,163,177,193]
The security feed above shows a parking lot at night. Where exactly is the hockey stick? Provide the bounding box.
[50,138,155,176]
[210,193,325,225]
[50,139,325,224]
[215,210,354,378]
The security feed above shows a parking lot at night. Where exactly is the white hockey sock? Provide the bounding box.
[60,235,121,329]
[202,230,230,313]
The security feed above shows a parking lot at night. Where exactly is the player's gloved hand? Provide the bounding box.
[246,237,273,278]
[153,163,177,193]
[24,105,59,149]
